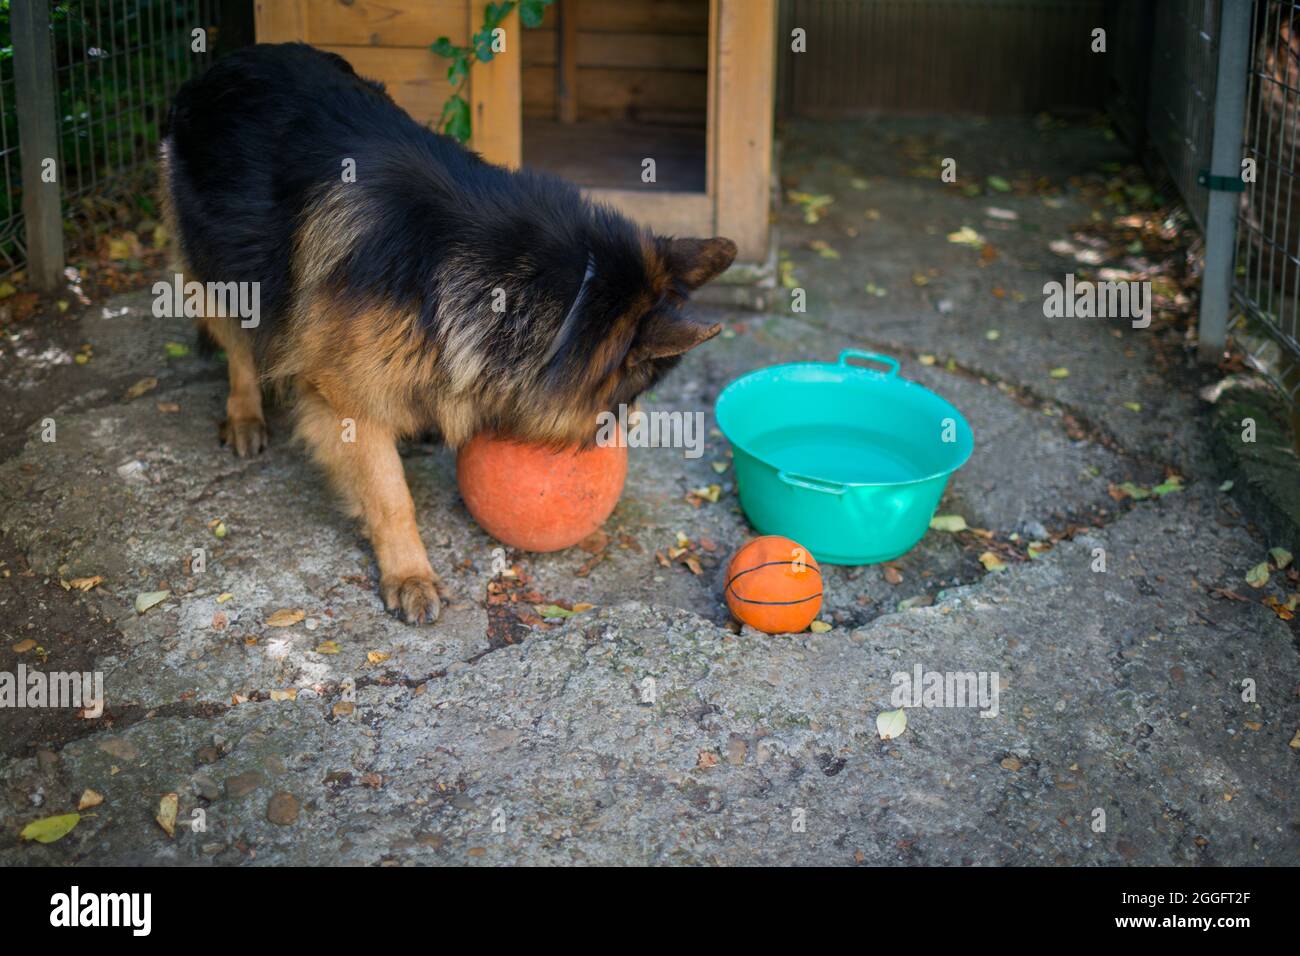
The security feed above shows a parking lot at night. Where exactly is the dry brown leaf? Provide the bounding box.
[266,608,305,628]
[156,792,178,838]
[78,789,103,810]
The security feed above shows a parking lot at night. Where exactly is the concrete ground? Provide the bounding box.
[1,117,1297,865]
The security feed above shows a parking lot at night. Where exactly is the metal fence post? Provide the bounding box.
[12,0,65,292]
[1198,0,1252,361]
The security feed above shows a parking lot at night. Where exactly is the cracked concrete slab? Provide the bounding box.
[1,116,1296,866]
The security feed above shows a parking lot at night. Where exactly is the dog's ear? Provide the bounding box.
[664,236,737,290]
[629,311,722,365]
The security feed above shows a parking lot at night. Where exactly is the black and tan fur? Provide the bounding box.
[161,43,734,624]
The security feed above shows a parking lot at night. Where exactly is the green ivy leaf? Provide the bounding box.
[448,53,469,88]
[430,36,458,58]
[441,94,472,144]
[485,2,516,30]
[519,0,549,28]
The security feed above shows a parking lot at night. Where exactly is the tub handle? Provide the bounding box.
[838,350,899,376]
[778,470,847,496]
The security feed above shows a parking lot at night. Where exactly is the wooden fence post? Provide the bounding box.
[12,0,65,292]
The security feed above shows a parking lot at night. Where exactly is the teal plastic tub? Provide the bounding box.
[714,350,974,565]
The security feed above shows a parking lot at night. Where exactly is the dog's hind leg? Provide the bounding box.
[203,315,269,457]
[294,380,442,625]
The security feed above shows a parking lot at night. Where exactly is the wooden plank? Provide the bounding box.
[522,66,707,119]
[305,0,470,47]
[714,0,775,261]
[524,30,709,70]
[12,0,64,290]
[557,0,578,122]
[586,188,713,237]
[469,1,522,167]
[537,0,709,34]
[253,0,307,41]
[317,46,454,127]
[706,0,717,208]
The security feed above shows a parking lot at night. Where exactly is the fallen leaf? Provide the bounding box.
[535,604,578,618]
[1269,547,1293,570]
[20,813,81,844]
[986,175,1012,192]
[366,651,390,664]
[929,514,968,533]
[1245,562,1270,589]
[809,620,832,633]
[687,484,721,504]
[1122,401,1142,412]
[1049,367,1069,379]
[315,641,341,655]
[1110,481,1150,501]
[78,789,103,810]
[577,530,609,554]
[269,688,298,702]
[786,190,834,224]
[876,708,907,741]
[66,575,103,592]
[978,551,1007,572]
[123,377,158,400]
[266,608,305,627]
[947,226,985,247]
[134,590,169,614]
[1151,477,1183,496]
[13,638,37,653]
[164,341,190,358]
[1000,756,1022,771]
[156,793,178,837]
[883,565,904,585]
[216,592,234,603]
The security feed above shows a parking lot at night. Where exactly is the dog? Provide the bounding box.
[159,43,735,625]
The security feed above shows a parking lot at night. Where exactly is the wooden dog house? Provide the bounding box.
[254,0,775,263]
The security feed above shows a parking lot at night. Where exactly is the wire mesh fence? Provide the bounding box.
[1,0,219,281]
[1234,0,1300,406]
[1145,0,1222,231]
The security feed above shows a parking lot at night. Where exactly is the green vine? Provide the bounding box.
[431,0,553,144]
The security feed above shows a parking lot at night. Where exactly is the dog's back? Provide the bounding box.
[163,43,433,344]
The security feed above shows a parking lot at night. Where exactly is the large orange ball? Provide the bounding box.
[456,433,628,552]
[724,535,823,634]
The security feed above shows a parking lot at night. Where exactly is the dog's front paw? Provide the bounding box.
[220,417,269,458]
[381,574,442,625]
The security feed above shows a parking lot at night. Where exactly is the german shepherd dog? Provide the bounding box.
[160,44,734,625]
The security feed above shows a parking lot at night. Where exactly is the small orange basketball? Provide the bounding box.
[724,535,823,634]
